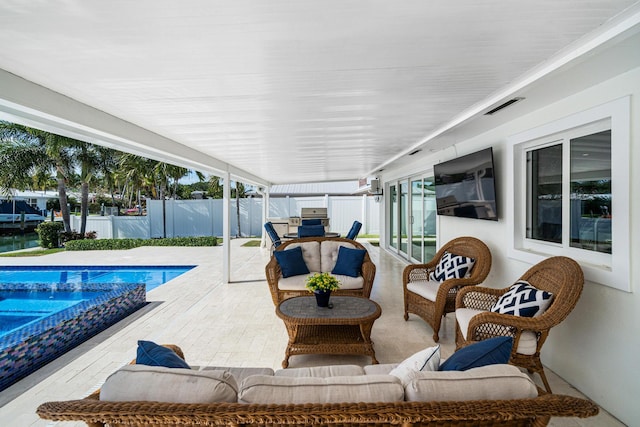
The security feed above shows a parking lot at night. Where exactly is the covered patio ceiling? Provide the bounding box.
[0,1,639,186]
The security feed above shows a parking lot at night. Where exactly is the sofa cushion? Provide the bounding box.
[404,364,538,402]
[491,281,554,317]
[274,246,310,278]
[332,246,367,277]
[136,340,190,369]
[439,337,512,371]
[199,366,274,384]
[238,375,403,404]
[287,241,321,273]
[100,365,238,403]
[406,279,440,302]
[364,363,398,375]
[390,345,440,386]
[275,365,365,377]
[320,241,357,272]
[456,307,538,355]
[429,251,476,282]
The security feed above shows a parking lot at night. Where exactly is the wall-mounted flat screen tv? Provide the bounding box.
[434,147,498,221]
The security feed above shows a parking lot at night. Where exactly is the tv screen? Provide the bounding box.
[434,148,498,221]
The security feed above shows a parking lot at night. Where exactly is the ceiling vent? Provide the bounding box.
[408,149,422,156]
[484,97,524,115]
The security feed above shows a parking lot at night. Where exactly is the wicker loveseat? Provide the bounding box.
[265,236,376,305]
[37,345,599,427]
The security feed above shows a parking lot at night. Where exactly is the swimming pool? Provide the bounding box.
[0,265,195,292]
[0,265,195,391]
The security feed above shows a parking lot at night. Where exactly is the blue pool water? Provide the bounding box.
[0,266,194,339]
[0,265,195,292]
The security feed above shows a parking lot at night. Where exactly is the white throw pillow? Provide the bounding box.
[389,345,440,386]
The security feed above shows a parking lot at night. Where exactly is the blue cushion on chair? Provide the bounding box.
[439,337,513,371]
[136,340,191,369]
[297,225,325,237]
[274,246,310,278]
[301,219,322,226]
[331,246,366,277]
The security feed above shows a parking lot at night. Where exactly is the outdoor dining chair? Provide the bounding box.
[264,222,283,249]
[345,220,362,240]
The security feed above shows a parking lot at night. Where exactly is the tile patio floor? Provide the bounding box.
[0,239,624,426]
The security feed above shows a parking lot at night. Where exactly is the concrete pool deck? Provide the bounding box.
[0,239,623,426]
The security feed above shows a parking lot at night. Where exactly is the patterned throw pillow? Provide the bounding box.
[429,251,476,282]
[491,281,554,317]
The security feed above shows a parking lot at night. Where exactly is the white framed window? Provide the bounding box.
[507,97,630,292]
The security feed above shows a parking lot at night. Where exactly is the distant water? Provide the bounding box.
[0,232,40,253]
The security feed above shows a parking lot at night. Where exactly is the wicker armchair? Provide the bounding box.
[455,256,584,393]
[265,236,376,305]
[403,236,492,342]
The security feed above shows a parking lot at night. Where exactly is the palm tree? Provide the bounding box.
[0,122,75,233]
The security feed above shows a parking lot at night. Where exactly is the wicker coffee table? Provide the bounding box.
[276,295,382,368]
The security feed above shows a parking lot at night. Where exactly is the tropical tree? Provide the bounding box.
[0,122,75,232]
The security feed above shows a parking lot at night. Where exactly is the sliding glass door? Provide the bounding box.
[387,175,437,262]
[389,184,398,250]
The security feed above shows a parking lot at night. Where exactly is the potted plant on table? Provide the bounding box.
[306,272,341,307]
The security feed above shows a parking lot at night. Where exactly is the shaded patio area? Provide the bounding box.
[0,239,622,426]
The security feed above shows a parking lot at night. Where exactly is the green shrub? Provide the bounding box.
[65,238,144,251]
[64,236,218,251]
[35,221,65,249]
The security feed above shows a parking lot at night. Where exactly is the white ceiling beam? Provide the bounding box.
[0,69,269,187]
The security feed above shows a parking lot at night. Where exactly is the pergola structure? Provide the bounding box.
[1,1,638,282]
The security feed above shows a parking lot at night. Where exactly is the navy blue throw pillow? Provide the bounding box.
[439,336,513,371]
[331,246,366,277]
[274,246,310,278]
[136,340,191,369]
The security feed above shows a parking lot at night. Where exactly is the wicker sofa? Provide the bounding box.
[265,236,376,305]
[37,345,599,427]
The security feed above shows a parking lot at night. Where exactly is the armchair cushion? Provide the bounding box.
[389,345,440,386]
[429,251,476,282]
[491,280,554,317]
[136,340,191,369]
[439,336,512,371]
[331,246,366,277]
[456,308,538,355]
[406,279,440,302]
[274,246,310,278]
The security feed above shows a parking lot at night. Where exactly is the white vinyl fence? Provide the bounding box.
[75,196,380,239]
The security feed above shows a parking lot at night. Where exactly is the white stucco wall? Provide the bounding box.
[380,66,640,425]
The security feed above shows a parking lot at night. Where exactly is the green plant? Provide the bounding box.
[64,236,218,251]
[305,272,341,292]
[35,221,64,248]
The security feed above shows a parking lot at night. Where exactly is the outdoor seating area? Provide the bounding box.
[265,236,376,305]
[36,342,599,427]
[0,239,620,426]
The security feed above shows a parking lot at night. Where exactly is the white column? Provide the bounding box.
[261,188,270,248]
[362,194,368,234]
[222,171,231,284]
